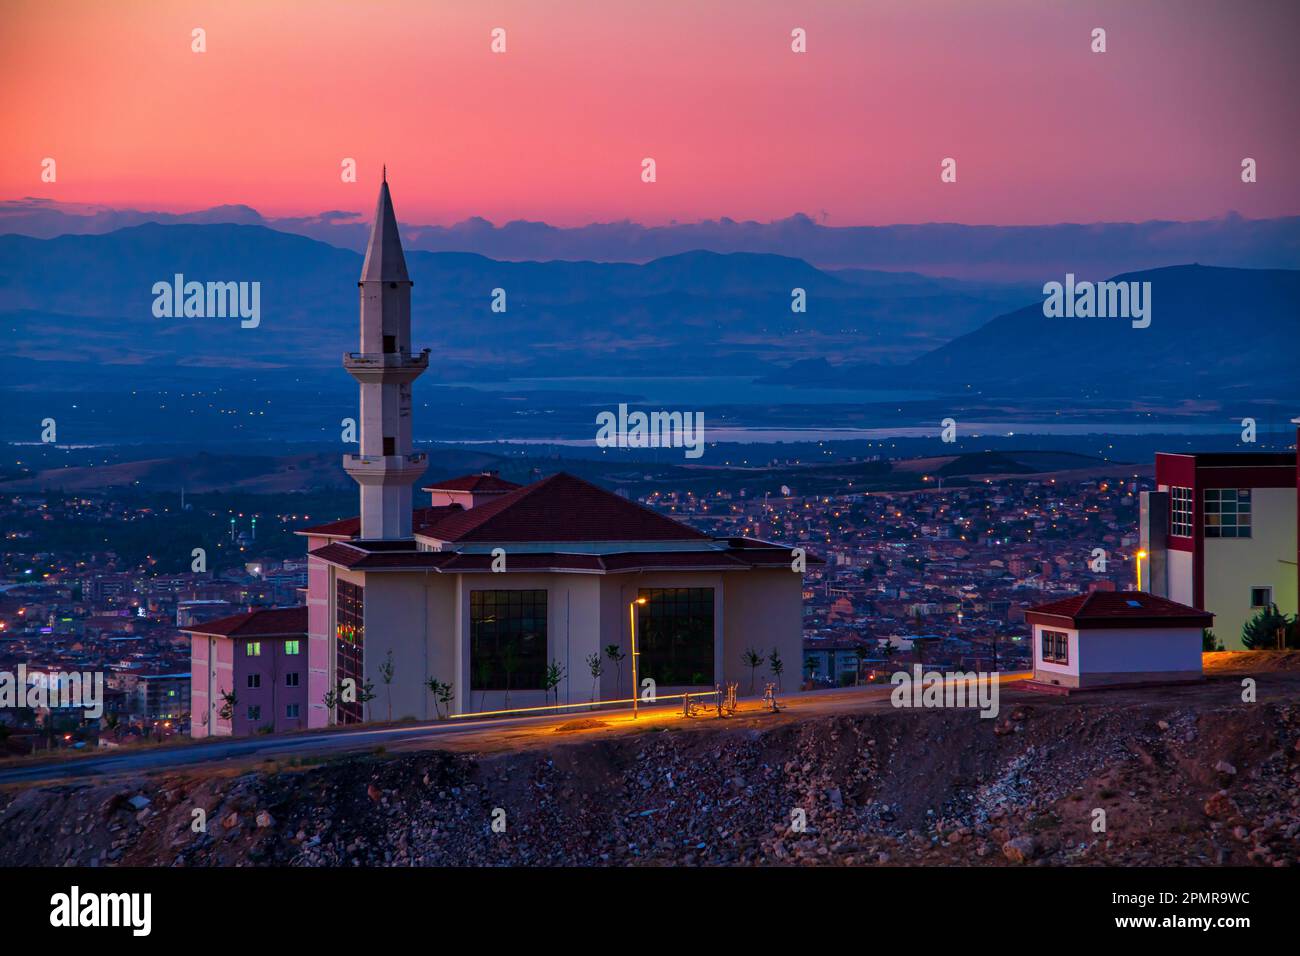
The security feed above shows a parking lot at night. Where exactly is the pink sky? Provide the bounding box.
[2,0,1297,226]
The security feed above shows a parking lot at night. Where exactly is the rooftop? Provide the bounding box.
[422,471,521,495]
[180,606,307,639]
[303,472,714,545]
[1026,591,1213,628]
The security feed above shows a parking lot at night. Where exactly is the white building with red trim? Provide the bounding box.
[1025,591,1211,690]
[1140,446,1298,649]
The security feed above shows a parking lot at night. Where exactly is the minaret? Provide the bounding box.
[343,171,430,539]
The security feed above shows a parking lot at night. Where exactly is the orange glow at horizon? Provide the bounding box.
[2,0,1298,226]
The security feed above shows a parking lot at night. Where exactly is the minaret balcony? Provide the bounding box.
[343,348,430,384]
[342,451,429,484]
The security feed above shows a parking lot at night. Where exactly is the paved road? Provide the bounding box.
[0,674,1032,786]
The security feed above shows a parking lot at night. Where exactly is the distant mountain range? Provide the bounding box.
[914,265,1300,397]
[766,264,1298,399]
[5,198,1300,281]
[0,224,1031,383]
[1,222,1295,413]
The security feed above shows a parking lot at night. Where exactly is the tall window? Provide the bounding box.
[470,590,548,691]
[336,580,365,724]
[1040,629,1069,665]
[1169,486,1193,537]
[1204,489,1251,538]
[637,588,715,686]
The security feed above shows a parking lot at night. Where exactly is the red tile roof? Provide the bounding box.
[421,472,521,494]
[308,541,818,573]
[300,505,464,538]
[1026,591,1213,629]
[180,606,307,638]
[421,472,712,543]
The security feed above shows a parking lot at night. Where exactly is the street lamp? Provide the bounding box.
[629,596,647,718]
[1135,549,1147,592]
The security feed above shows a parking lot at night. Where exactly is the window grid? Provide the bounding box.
[1041,629,1069,665]
[336,580,365,724]
[1169,486,1193,537]
[637,587,715,687]
[470,590,548,691]
[1204,488,1251,539]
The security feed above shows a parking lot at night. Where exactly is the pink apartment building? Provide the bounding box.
[186,607,309,738]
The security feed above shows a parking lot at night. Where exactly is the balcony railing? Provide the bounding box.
[343,349,430,368]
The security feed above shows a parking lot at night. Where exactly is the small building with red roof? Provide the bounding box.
[1024,591,1211,690]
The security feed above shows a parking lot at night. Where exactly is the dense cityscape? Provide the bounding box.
[0,462,1143,753]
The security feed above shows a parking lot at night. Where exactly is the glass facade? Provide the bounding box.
[470,590,548,690]
[636,587,715,686]
[336,580,365,724]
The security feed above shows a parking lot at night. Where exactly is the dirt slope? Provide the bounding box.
[2,688,1297,867]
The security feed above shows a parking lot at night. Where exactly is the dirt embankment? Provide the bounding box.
[3,686,1299,867]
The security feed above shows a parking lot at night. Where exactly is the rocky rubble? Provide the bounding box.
[1,698,1298,867]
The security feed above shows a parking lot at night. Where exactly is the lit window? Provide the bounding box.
[336,581,365,724]
[1204,489,1251,539]
[246,641,261,657]
[285,640,300,655]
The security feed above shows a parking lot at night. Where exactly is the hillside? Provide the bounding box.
[911,265,1300,397]
[0,447,1117,496]
[2,669,1297,867]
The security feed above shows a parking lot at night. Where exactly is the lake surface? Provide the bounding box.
[468,375,938,406]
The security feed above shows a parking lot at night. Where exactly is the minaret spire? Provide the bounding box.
[342,175,429,539]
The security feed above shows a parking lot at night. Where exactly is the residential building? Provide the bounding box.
[1141,447,1297,649]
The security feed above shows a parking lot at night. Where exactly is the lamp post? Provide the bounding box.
[629,596,647,718]
[1135,549,1147,592]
